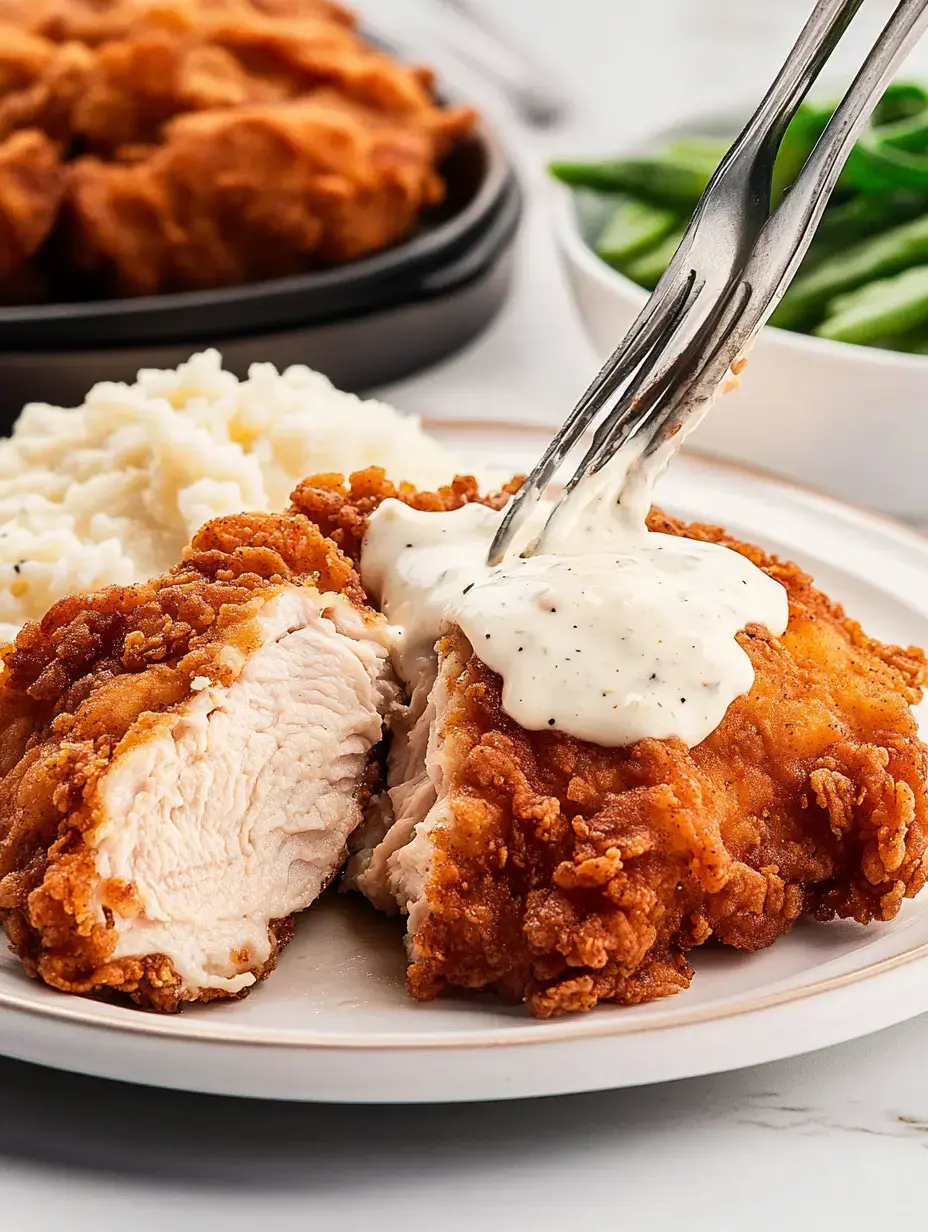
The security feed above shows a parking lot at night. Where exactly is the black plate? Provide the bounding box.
[0,119,515,350]
[0,171,521,424]
[0,105,522,422]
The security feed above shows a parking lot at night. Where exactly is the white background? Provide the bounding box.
[6,2,928,1228]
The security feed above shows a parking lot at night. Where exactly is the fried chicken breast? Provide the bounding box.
[0,508,398,1009]
[0,31,93,144]
[0,0,355,45]
[293,470,928,1017]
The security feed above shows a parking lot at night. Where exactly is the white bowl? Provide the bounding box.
[554,183,928,520]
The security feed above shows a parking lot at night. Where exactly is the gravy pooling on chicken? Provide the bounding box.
[360,447,788,748]
[293,469,928,1018]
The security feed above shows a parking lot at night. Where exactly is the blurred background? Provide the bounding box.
[368,0,928,413]
[363,0,928,518]
[5,0,928,510]
[362,0,928,514]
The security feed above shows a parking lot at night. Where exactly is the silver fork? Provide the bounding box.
[488,0,928,565]
[433,0,572,127]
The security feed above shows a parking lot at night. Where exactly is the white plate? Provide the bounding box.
[2,421,928,1104]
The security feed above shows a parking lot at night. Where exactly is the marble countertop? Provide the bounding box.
[3,1016,928,1231]
[5,3,928,1228]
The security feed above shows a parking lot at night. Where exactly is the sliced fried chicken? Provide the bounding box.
[0,508,398,1009]
[293,470,928,1018]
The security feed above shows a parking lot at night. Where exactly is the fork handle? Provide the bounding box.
[744,0,928,334]
[717,0,864,180]
[686,0,863,258]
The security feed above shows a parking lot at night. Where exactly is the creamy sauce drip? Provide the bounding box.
[361,498,548,691]
[360,432,788,749]
[450,543,781,746]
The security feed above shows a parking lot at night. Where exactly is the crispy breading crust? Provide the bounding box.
[0,128,65,278]
[0,0,476,296]
[290,466,520,557]
[0,510,372,1010]
[295,469,928,1017]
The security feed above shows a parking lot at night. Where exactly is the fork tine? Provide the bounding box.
[551,351,680,505]
[562,268,746,492]
[486,276,693,565]
[625,285,752,473]
[533,281,745,553]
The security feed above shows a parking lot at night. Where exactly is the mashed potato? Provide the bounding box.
[0,350,459,643]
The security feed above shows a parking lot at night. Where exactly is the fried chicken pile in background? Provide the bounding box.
[0,0,476,299]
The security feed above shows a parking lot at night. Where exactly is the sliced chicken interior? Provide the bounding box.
[0,509,398,1010]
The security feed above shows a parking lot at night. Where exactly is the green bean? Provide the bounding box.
[771,213,928,325]
[872,82,928,127]
[554,79,928,354]
[871,112,928,153]
[662,138,729,175]
[807,191,928,253]
[843,133,928,195]
[767,297,818,332]
[850,330,928,352]
[550,160,627,192]
[771,102,834,204]
[596,198,679,265]
[816,265,928,343]
[622,226,687,289]
[550,150,716,208]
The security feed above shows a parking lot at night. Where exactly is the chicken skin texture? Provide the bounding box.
[293,469,928,1017]
[0,509,393,1010]
[0,0,474,295]
[67,90,473,295]
[0,128,66,280]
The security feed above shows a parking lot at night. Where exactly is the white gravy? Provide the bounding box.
[360,436,788,749]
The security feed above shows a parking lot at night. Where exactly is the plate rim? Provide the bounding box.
[2,927,927,1052]
[425,414,928,548]
[2,432,928,1056]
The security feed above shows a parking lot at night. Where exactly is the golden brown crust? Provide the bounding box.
[66,89,475,295]
[0,0,476,297]
[0,509,369,1009]
[297,470,928,1017]
[0,0,356,44]
[0,127,65,277]
[289,466,521,561]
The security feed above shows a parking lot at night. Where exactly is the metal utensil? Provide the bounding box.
[433,0,572,127]
[489,0,928,564]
